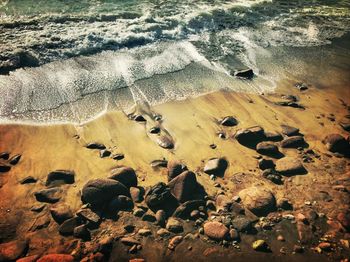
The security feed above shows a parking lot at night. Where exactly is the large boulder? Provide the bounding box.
[203,158,228,177]
[50,205,73,224]
[167,160,187,181]
[203,221,229,241]
[46,170,75,186]
[281,136,306,148]
[275,157,306,176]
[235,126,266,148]
[256,142,280,156]
[323,134,350,154]
[109,167,137,188]
[81,179,130,207]
[239,187,276,216]
[145,182,178,215]
[0,240,28,261]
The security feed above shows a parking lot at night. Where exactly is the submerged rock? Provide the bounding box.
[203,158,228,177]
[239,187,276,217]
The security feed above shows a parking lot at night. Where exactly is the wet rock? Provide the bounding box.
[109,166,137,188]
[167,160,187,181]
[232,216,253,233]
[86,143,106,150]
[281,136,306,148]
[234,68,254,79]
[16,255,39,262]
[167,171,203,203]
[258,158,275,170]
[9,154,21,165]
[157,228,170,237]
[134,115,146,122]
[76,208,101,225]
[155,210,166,227]
[264,132,283,142]
[46,170,75,186]
[0,152,9,160]
[220,116,238,127]
[323,134,350,154]
[157,136,174,149]
[59,217,82,236]
[168,236,183,250]
[256,142,280,156]
[37,254,74,262]
[252,240,270,252]
[112,154,125,160]
[235,126,266,148]
[173,200,206,219]
[130,187,144,203]
[81,179,130,207]
[340,122,350,132]
[108,195,134,211]
[149,126,160,134]
[295,82,308,91]
[121,237,140,246]
[275,157,306,176]
[138,228,152,236]
[0,162,11,173]
[262,169,283,184]
[203,221,229,241]
[239,187,276,217]
[203,158,228,177]
[145,182,178,215]
[34,187,63,203]
[281,125,299,136]
[0,240,28,261]
[142,213,157,222]
[100,149,111,158]
[277,198,293,210]
[150,159,168,168]
[50,205,73,224]
[20,176,37,184]
[31,204,46,213]
[74,224,91,240]
[166,218,183,233]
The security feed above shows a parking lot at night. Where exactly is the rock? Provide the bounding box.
[145,182,178,215]
[215,194,233,212]
[46,170,75,186]
[9,154,21,165]
[133,208,145,217]
[295,82,308,91]
[74,224,90,240]
[229,228,240,240]
[108,195,134,211]
[293,245,304,253]
[76,208,101,225]
[167,171,202,203]
[112,154,124,160]
[16,255,39,262]
[239,187,276,216]
[150,159,168,168]
[100,149,111,158]
[0,162,11,173]
[203,158,228,177]
[281,125,299,136]
[85,143,106,150]
[120,237,140,246]
[220,116,238,127]
[281,136,306,148]
[262,169,283,184]
[318,242,331,251]
[37,254,74,262]
[235,126,266,148]
[98,236,114,253]
[206,200,216,210]
[340,122,350,132]
[277,198,293,210]
[203,221,229,241]
[59,217,82,236]
[173,200,206,219]
[264,132,283,142]
[337,211,350,231]
[155,210,166,227]
[20,176,37,184]
[275,157,306,176]
[149,126,161,134]
[81,179,130,207]
[157,136,174,149]
[130,187,144,203]
[31,204,46,212]
[50,205,73,224]
[232,216,253,232]
[142,213,156,222]
[168,236,183,250]
[258,158,275,170]
[109,167,137,188]
[234,68,254,79]
[0,240,28,261]
[252,240,270,252]
[166,218,183,233]
[0,152,9,160]
[134,115,146,122]
[138,229,152,236]
[167,160,187,181]
[34,187,63,203]
[256,142,280,156]
[157,228,170,237]
[323,134,350,154]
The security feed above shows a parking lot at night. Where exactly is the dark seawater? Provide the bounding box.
[0,0,349,123]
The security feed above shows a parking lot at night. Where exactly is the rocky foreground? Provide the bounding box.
[0,81,349,262]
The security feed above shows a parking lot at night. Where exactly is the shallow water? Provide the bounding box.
[0,0,349,123]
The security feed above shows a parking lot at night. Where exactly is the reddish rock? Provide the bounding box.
[203,221,229,241]
[275,157,306,176]
[0,240,28,261]
[167,160,187,181]
[168,236,183,250]
[167,171,200,203]
[337,211,350,231]
[323,134,350,154]
[130,187,144,203]
[50,205,73,224]
[17,255,39,262]
[238,187,276,216]
[37,254,74,262]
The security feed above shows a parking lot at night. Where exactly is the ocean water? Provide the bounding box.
[0,0,349,123]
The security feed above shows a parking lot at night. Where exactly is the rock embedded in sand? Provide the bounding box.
[100,149,111,158]
[150,159,168,168]
[50,205,73,224]
[9,154,21,165]
[134,114,146,122]
[281,136,306,148]
[167,171,202,203]
[220,116,238,127]
[168,236,183,250]
[0,152,9,160]
[30,215,50,231]
[281,125,299,136]
[340,122,350,132]
[0,240,28,261]
[234,68,254,79]
[166,218,183,233]
[20,176,37,184]
[157,136,174,149]
[203,158,228,177]
[85,142,106,150]
[256,142,279,156]
[34,187,63,203]
[323,134,350,154]
[81,179,130,207]
[59,217,82,236]
[0,162,11,173]
[37,254,74,262]
[258,158,275,170]
[235,126,265,147]
[203,221,229,241]
[167,160,187,181]
[149,126,161,134]
[275,157,306,176]
[238,187,276,217]
[109,166,137,188]
[46,170,75,186]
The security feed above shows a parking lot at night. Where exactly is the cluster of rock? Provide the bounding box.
[0,152,21,173]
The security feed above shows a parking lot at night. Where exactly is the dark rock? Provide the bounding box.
[277,198,293,210]
[203,158,228,177]
[166,217,183,233]
[142,213,156,222]
[232,215,253,232]
[130,187,144,203]
[81,179,130,207]
[337,211,350,231]
[294,83,308,91]
[145,182,178,215]
[229,229,240,240]
[108,195,134,211]
[173,200,206,219]
[262,169,283,184]
[133,208,146,217]
[86,142,106,150]
[206,200,216,210]
[275,157,307,176]
[203,221,229,241]
[234,69,254,79]
[0,162,11,173]
[167,160,187,181]
[323,134,350,154]
[109,166,137,188]
[239,187,276,217]
[0,152,9,160]
[281,125,299,136]
[157,136,174,149]
[124,224,135,233]
[50,205,73,224]
[235,126,266,148]
[134,115,146,122]
[340,122,350,132]
[73,224,91,240]
[31,204,46,212]
[220,116,238,127]
[150,159,168,168]
[112,154,125,160]
[264,132,283,142]
[155,210,166,227]
[20,176,37,184]
[46,170,75,186]
[30,215,50,231]
[34,187,63,203]
[59,217,82,236]
[76,208,101,225]
[149,127,160,134]
[281,136,306,148]
[256,142,280,156]
[100,149,111,158]
[0,240,28,261]
[258,158,275,170]
[9,154,21,165]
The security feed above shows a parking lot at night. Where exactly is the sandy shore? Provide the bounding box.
[0,79,349,261]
